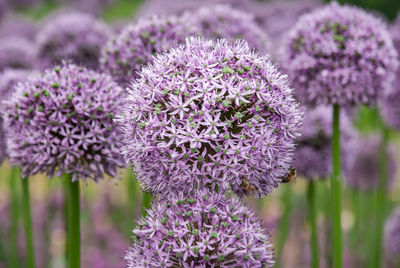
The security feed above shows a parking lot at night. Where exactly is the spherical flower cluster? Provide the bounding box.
[187,5,270,53]
[385,207,400,259]
[294,106,356,180]
[125,189,274,267]
[100,15,197,85]
[283,2,398,106]
[0,36,37,71]
[2,64,125,182]
[0,69,33,163]
[0,14,37,39]
[118,37,303,197]
[344,136,396,191]
[37,12,111,70]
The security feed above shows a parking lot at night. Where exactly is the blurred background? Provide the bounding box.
[0,0,400,267]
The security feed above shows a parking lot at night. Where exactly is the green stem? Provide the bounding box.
[63,174,70,265]
[66,176,80,268]
[140,192,152,217]
[331,104,342,268]
[307,180,319,268]
[9,167,20,268]
[275,184,293,267]
[373,127,389,268]
[21,177,35,268]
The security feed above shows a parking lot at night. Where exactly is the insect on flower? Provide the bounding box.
[281,167,297,183]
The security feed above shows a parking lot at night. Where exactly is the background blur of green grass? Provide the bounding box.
[1,0,400,267]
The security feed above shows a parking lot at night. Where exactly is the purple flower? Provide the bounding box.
[344,135,396,191]
[0,14,37,39]
[100,14,197,86]
[2,63,125,182]
[187,4,271,52]
[294,106,356,180]
[125,189,275,267]
[117,37,303,197]
[283,2,398,107]
[0,36,37,71]
[0,69,33,163]
[385,207,400,259]
[37,12,111,70]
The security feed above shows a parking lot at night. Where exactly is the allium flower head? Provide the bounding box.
[125,189,275,267]
[100,14,196,85]
[283,2,398,106]
[385,207,400,259]
[187,5,271,53]
[2,63,125,182]
[344,136,396,191]
[295,106,356,180]
[37,12,111,70]
[118,37,303,197]
[0,36,37,71]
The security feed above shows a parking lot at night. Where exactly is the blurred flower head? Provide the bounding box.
[125,189,274,267]
[2,63,125,182]
[117,37,303,197]
[283,2,398,107]
[37,12,111,70]
[186,4,271,53]
[100,14,196,85]
[0,36,37,71]
[344,135,396,191]
[295,106,356,180]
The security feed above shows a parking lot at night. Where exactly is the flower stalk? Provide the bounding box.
[331,104,342,268]
[66,175,80,268]
[21,177,35,268]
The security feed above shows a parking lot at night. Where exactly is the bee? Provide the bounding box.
[241,178,255,194]
[281,167,297,183]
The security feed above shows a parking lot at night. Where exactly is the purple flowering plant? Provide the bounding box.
[125,189,275,267]
[117,37,302,198]
[284,2,398,106]
[37,12,111,70]
[2,63,125,182]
